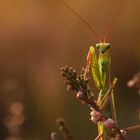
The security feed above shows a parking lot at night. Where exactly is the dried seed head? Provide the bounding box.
[103,118,115,128]
[90,110,102,123]
[56,118,73,140]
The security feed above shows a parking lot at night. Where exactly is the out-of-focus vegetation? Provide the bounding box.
[0,0,140,139]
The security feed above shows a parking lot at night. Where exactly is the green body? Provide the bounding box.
[98,52,110,88]
[90,43,110,90]
[96,42,110,89]
[89,43,116,140]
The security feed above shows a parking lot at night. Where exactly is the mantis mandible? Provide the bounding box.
[59,0,126,139]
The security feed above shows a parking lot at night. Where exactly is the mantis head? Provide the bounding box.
[96,43,111,53]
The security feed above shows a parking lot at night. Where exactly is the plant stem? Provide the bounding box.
[123,124,140,131]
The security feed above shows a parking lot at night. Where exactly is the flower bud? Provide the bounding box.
[103,118,115,128]
[90,110,102,123]
[120,130,128,140]
[50,132,58,140]
[76,91,83,98]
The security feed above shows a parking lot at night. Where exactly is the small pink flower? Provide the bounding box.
[76,91,83,98]
[103,118,115,128]
[90,110,102,123]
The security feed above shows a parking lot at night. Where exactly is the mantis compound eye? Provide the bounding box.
[95,43,100,49]
[106,43,111,49]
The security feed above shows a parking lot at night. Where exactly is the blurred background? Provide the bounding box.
[0,0,140,139]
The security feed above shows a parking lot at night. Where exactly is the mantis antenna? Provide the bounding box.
[103,0,127,42]
[59,0,101,42]
[59,0,127,43]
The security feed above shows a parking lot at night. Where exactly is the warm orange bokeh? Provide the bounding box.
[0,0,139,139]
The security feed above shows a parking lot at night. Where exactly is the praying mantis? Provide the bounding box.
[59,0,126,139]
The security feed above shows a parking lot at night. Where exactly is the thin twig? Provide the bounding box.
[94,132,103,140]
[123,124,140,132]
